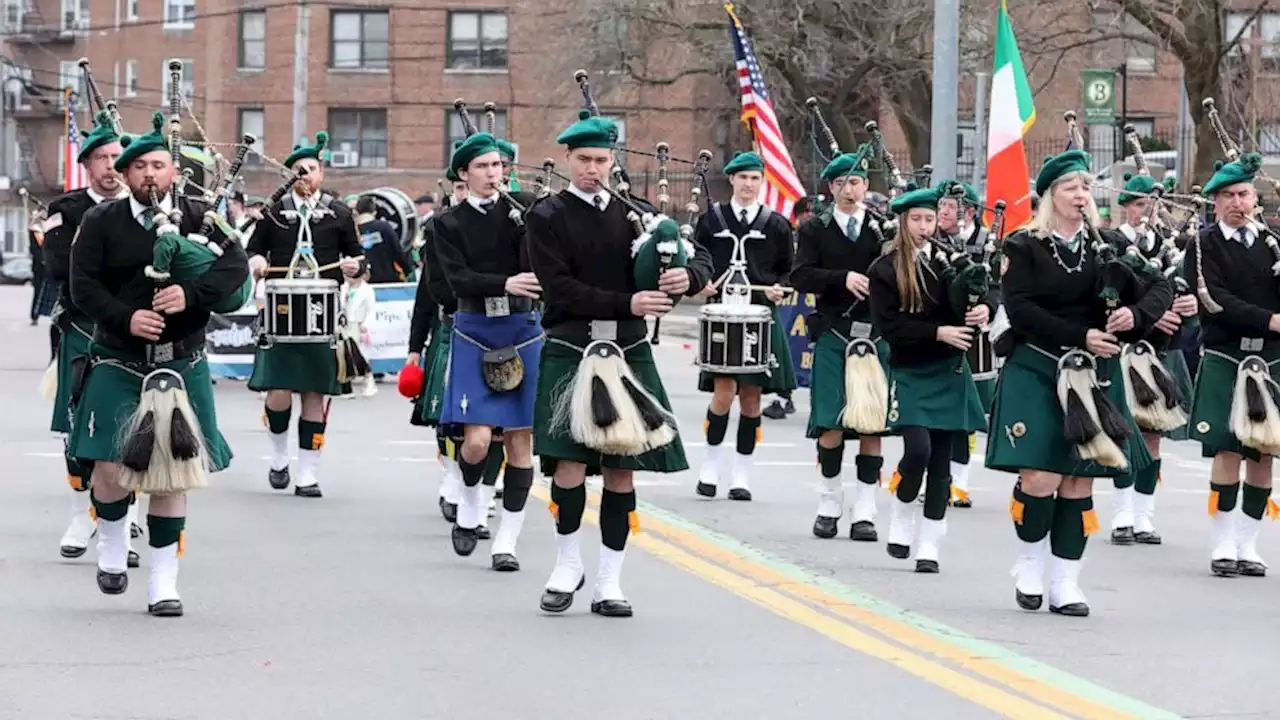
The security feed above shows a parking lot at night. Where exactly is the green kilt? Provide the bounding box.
[1189,345,1280,461]
[888,356,986,433]
[1158,349,1194,441]
[533,332,688,477]
[411,315,453,428]
[974,378,997,416]
[697,305,798,394]
[67,344,232,472]
[985,343,1152,478]
[50,315,93,434]
[247,341,349,396]
[805,329,892,440]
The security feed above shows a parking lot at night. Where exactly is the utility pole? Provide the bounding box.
[930,0,960,183]
[291,0,310,150]
[971,72,988,191]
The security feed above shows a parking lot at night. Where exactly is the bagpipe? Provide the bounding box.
[930,182,1003,375]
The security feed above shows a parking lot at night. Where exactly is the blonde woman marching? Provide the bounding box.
[986,149,1172,617]
[868,185,991,572]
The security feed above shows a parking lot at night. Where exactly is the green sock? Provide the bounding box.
[147,515,186,548]
[1241,484,1272,521]
[1134,459,1161,496]
[1113,468,1136,490]
[1050,496,1095,560]
[298,419,326,451]
[481,441,505,486]
[1210,482,1240,515]
[854,454,883,486]
[264,404,291,434]
[1011,483,1053,543]
[91,495,130,522]
[817,442,843,479]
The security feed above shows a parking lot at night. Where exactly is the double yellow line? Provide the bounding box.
[531,486,1170,720]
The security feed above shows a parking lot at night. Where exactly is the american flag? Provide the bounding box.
[726,3,804,218]
[63,89,89,191]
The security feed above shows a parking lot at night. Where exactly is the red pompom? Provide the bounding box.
[398,362,425,398]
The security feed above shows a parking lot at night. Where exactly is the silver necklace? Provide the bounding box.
[1048,234,1086,274]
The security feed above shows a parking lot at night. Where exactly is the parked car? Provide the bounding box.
[1,254,33,285]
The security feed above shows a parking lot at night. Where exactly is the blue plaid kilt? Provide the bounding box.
[33,282,59,318]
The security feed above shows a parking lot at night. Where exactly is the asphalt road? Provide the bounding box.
[1,285,1275,720]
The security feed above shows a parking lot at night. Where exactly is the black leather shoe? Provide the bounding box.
[1212,558,1240,577]
[915,559,939,573]
[476,525,491,540]
[728,488,752,501]
[591,599,634,617]
[97,569,128,595]
[452,526,479,556]
[849,521,878,542]
[1134,530,1162,545]
[951,497,972,508]
[127,550,140,568]
[695,482,716,498]
[1238,560,1267,577]
[1111,527,1135,545]
[492,553,520,572]
[1016,589,1043,611]
[148,599,184,617]
[812,516,838,539]
[439,498,458,523]
[130,522,144,539]
[540,575,585,613]
[294,484,322,498]
[60,544,88,559]
[268,467,291,490]
[1049,602,1090,617]
[887,543,911,559]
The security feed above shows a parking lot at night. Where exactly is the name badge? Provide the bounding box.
[850,321,872,339]
[590,320,618,341]
[484,297,511,318]
[1242,337,1264,353]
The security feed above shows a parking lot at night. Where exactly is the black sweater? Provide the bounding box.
[1001,228,1172,352]
[869,242,998,366]
[433,192,535,300]
[246,193,362,284]
[42,189,110,321]
[1183,223,1280,351]
[695,203,794,304]
[792,209,887,326]
[408,214,445,353]
[526,190,713,329]
[70,194,249,352]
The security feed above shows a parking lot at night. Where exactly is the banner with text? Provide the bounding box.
[774,290,817,388]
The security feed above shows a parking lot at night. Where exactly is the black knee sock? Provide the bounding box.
[736,415,762,455]
[1210,481,1240,516]
[705,408,729,446]
[481,440,505,486]
[65,456,90,491]
[265,404,291,434]
[922,431,953,520]
[1050,496,1096,560]
[458,456,485,487]
[1011,483,1054,543]
[147,515,185,549]
[436,434,449,459]
[599,489,637,551]
[91,495,130,522]
[817,442,844,479]
[1241,483,1272,521]
[501,466,534,512]
[550,482,586,535]
[297,419,325,450]
[854,453,883,486]
[950,432,971,464]
[895,427,930,503]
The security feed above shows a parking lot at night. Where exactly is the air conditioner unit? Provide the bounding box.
[328,150,358,168]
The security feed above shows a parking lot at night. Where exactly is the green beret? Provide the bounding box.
[821,144,872,182]
[114,111,169,173]
[723,151,765,176]
[1203,152,1262,196]
[888,184,943,215]
[445,167,460,183]
[1117,172,1157,206]
[1034,149,1092,197]
[449,131,501,175]
[285,131,329,169]
[556,109,617,150]
[77,110,121,164]
[1098,206,1111,218]
[496,138,517,162]
[936,179,978,206]
[1162,175,1176,192]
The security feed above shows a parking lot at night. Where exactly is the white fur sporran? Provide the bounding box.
[116,368,210,494]
[1228,355,1280,455]
[1120,340,1188,432]
[840,338,889,434]
[1056,349,1129,469]
[551,340,677,456]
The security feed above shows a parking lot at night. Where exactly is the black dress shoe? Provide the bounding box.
[494,487,504,499]
[452,526,479,556]
[97,569,128,595]
[439,498,458,523]
[1111,527,1135,545]
[130,522,144,539]
[60,544,88,559]
[695,481,716,498]
[476,525,491,540]
[268,467,291,490]
[1049,602,1090,617]
[127,550,140,568]
[762,400,787,419]
[1211,558,1240,577]
[148,599,184,617]
[951,497,972,509]
[887,543,911,559]
[728,488,752,501]
[849,521,878,542]
[492,553,520,572]
[1134,530,1162,545]
[540,575,585,613]
[1016,589,1043,611]
[1238,560,1267,577]
[591,599,633,617]
[915,559,939,573]
[812,516,838,539]
[294,484,322,498]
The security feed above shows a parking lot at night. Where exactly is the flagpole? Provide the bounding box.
[63,87,71,192]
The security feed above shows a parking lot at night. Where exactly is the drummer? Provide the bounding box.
[692,151,797,502]
[246,131,364,498]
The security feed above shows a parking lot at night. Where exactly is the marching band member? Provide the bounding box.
[792,145,890,543]
[869,184,990,572]
[1184,153,1280,578]
[433,130,543,569]
[246,132,363,498]
[693,151,796,502]
[526,110,712,616]
[986,149,1171,617]
[68,111,249,615]
[41,110,138,564]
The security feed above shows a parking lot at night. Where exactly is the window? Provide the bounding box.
[3,65,31,111]
[3,0,22,33]
[164,0,194,28]
[1259,123,1280,155]
[1226,12,1258,58]
[446,109,507,157]
[61,0,89,30]
[330,10,388,69]
[447,11,508,70]
[328,108,388,168]
[239,11,266,69]
[238,107,265,164]
[125,60,138,97]
[58,60,78,97]
[1126,118,1155,138]
[127,0,138,21]
[161,58,195,105]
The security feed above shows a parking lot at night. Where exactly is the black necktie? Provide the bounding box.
[739,209,748,224]
[480,199,495,210]
[593,195,605,211]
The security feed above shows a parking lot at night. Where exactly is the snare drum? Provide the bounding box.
[698,303,774,374]
[967,328,999,380]
[261,278,340,343]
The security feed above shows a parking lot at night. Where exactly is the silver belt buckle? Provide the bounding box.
[484,296,511,318]
[590,320,618,341]
[850,321,872,339]
[1242,337,1264,353]
[152,342,175,364]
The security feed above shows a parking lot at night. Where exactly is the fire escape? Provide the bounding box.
[3,0,81,196]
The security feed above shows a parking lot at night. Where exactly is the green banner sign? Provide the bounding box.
[1082,69,1116,124]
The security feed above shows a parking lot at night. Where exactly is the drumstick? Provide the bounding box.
[710,279,797,296]
[264,257,363,275]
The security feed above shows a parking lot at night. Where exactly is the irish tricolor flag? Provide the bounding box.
[985,0,1035,233]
